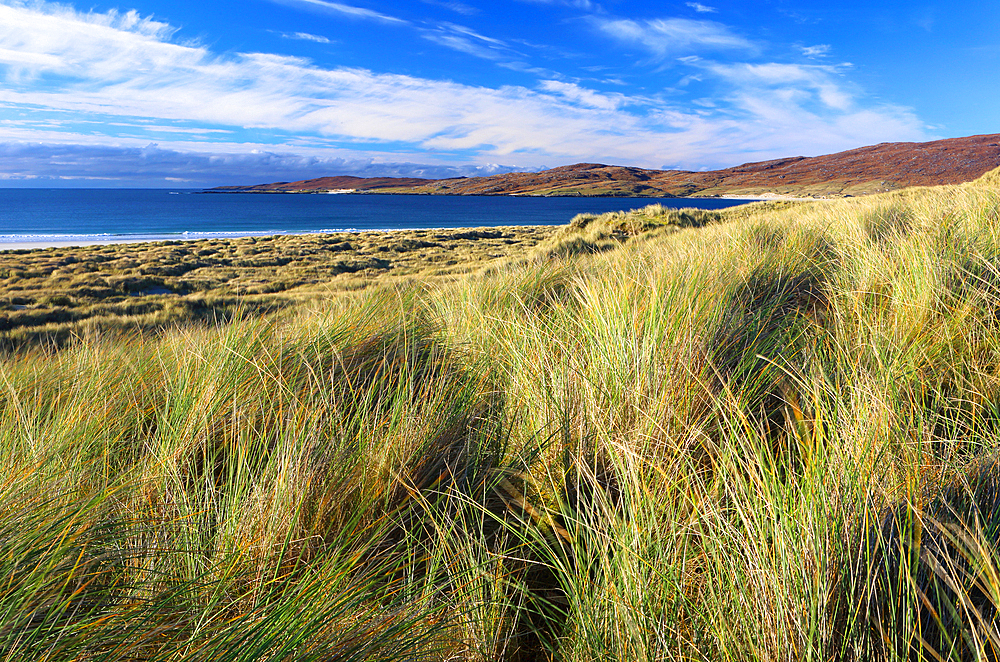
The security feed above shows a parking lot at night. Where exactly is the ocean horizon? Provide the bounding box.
[0,189,756,245]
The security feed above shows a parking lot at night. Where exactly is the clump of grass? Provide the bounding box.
[0,288,522,660]
[531,204,725,258]
[529,200,804,259]
[842,456,1000,661]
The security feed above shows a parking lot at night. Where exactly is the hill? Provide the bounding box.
[211,174,434,193]
[214,133,1000,198]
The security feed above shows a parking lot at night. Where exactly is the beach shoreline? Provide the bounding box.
[703,194,820,202]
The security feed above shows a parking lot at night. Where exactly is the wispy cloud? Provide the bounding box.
[280,31,333,44]
[593,17,755,59]
[421,0,478,16]
[439,22,506,47]
[104,122,233,135]
[686,3,718,13]
[538,80,625,110]
[420,22,513,60]
[800,44,831,58]
[268,0,407,24]
[418,23,561,76]
[517,0,600,11]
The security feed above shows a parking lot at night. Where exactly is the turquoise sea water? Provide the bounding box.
[0,189,755,244]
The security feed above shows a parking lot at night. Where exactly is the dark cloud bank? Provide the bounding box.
[0,143,539,188]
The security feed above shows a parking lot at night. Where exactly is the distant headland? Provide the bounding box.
[211,133,1000,199]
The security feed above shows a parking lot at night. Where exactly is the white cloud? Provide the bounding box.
[800,44,831,58]
[105,122,232,135]
[437,22,506,47]
[282,32,333,44]
[538,80,625,110]
[593,17,755,59]
[419,23,564,77]
[420,22,516,60]
[268,0,407,24]
[421,0,478,15]
[518,0,598,9]
[707,62,854,111]
[686,3,718,13]
[0,4,177,82]
[679,59,928,159]
[0,3,667,163]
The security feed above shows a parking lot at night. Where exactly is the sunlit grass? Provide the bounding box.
[3,172,1000,659]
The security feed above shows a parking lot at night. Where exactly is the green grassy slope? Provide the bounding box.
[3,172,1000,660]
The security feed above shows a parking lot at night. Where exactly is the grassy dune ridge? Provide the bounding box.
[4,175,1000,660]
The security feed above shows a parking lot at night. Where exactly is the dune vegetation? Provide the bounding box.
[3,170,1000,661]
[0,226,554,349]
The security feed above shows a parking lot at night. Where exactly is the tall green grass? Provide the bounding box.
[4,172,1000,660]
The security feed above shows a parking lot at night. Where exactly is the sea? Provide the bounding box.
[0,189,756,245]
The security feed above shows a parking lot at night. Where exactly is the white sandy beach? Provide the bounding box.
[710,194,822,202]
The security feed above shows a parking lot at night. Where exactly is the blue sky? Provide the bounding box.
[0,0,996,186]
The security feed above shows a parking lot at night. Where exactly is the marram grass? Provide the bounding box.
[4,172,1000,660]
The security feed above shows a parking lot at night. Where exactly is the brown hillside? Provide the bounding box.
[679,133,1000,197]
[213,175,434,192]
[213,134,1000,198]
